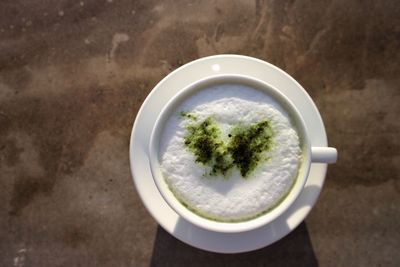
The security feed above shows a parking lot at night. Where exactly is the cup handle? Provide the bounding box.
[311,147,338,163]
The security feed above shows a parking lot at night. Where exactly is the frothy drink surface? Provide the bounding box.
[160,84,301,222]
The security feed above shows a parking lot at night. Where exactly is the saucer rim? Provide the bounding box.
[129,54,328,253]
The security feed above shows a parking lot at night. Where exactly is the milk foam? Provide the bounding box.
[160,84,301,221]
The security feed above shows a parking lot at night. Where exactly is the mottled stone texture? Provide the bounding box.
[0,0,399,266]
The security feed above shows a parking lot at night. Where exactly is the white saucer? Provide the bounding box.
[129,55,328,253]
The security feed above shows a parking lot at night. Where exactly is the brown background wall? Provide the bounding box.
[0,0,399,266]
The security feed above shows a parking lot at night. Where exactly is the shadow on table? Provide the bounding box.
[149,222,318,267]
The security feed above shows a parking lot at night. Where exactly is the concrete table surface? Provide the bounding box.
[0,1,399,266]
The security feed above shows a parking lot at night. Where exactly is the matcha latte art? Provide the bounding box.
[159,84,302,222]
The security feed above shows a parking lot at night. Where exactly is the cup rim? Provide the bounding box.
[148,74,312,233]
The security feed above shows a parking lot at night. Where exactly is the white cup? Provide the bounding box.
[148,74,337,233]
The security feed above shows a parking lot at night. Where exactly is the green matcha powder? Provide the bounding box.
[181,112,273,178]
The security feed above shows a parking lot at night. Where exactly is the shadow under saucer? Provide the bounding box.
[149,222,318,267]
